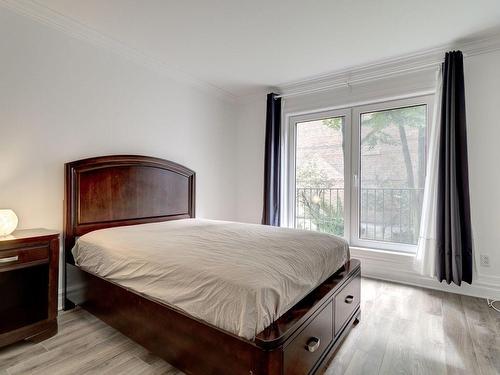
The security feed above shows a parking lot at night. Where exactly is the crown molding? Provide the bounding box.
[0,0,236,102]
[3,0,500,103]
[277,33,500,98]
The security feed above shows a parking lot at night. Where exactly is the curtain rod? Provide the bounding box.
[274,61,442,99]
[275,51,475,100]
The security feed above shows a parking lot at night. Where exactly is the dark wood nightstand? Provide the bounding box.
[0,229,59,348]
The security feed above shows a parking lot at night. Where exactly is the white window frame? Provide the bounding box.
[283,94,433,253]
[284,108,352,240]
[351,95,434,252]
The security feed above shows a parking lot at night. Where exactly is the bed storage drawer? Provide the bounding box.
[283,301,333,375]
[334,272,360,335]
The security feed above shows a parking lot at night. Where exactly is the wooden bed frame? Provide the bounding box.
[63,155,361,375]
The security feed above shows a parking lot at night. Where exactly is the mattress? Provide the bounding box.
[72,219,349,340]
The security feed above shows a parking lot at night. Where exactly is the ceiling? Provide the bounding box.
[38,0,500,97]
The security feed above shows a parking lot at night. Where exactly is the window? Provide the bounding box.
[295,114,347,237]
[286,96,432,252]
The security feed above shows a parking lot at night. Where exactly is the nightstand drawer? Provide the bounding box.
[0,245,49,271]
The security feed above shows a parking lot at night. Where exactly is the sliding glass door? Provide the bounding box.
[287,95,432,253]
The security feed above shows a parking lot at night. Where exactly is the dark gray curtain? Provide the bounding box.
[262,93,282,226]
[435,51,473,285]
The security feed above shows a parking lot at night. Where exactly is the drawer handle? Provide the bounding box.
[0,255,19,264]
[345,295,354,304]
[305,337,321,353]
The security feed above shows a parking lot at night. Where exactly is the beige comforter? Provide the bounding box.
[72,219,349,340]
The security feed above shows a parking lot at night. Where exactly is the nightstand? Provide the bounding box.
[0,229,59,348]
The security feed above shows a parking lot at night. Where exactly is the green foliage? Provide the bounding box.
[322,117,343,130]
[360,189,422,244]
[361,106,426,150]
[296,161,333,188]
[296,187,344,237]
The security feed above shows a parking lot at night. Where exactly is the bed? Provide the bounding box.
[63,155,361,375]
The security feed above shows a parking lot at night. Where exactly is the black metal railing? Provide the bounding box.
[295,187,424,244]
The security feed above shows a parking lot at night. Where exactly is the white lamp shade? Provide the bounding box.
[0,209,18,236]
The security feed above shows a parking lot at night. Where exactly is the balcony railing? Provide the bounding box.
[295,187,424,245]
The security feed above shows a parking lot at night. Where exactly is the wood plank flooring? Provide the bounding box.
[1,278,498,375]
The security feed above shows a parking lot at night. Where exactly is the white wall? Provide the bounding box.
[235,95,267,223]
[465,50,500,280]
[0,7,238,234]
[235,53,500,298]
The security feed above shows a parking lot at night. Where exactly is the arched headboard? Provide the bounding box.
[64,155,195,258]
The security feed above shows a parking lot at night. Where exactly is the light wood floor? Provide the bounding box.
[1,278,499,375]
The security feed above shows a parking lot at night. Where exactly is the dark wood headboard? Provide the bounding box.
[64,155,195,258]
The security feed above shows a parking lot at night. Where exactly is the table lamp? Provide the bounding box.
[0,209,18,236]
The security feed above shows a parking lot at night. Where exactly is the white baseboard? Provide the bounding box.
[351,247,500,300]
